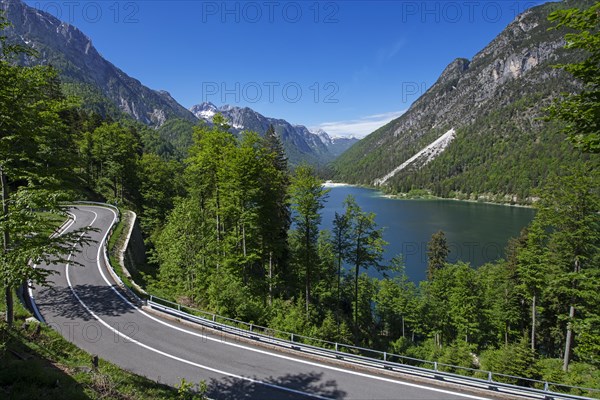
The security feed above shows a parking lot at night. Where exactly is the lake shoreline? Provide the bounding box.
[379,193,536,209]
[323,181,536,209]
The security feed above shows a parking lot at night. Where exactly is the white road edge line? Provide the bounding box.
[28,212,78,323]
[76,206,492,400]
[70,208,330,400]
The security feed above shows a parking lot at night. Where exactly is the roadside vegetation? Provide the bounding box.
[0,297,208,399]
[0,2,598,398]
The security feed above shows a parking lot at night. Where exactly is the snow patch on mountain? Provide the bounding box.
[374,128,456,186]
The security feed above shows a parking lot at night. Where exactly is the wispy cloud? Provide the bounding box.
[314,110,406,139]
[353,39,406,83]
[376,39,406,64]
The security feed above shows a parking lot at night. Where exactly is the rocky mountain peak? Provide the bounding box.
[334,0,590,195]
[438,58,470,83]
[2,0,196,125]
[189,103,360,165]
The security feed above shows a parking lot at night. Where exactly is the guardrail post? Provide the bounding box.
[137,293,600,399]
[177,304,181,311]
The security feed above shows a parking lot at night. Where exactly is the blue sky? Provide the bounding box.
[25,0,551,137]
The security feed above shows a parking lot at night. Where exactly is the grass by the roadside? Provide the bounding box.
[0,212,205,399]
[0,299,184,400]
[38,211,70,236]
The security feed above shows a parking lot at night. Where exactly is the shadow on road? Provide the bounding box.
[37,284,135,321]
[206,371,346,399]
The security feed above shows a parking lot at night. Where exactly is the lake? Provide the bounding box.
[320,185,536,282]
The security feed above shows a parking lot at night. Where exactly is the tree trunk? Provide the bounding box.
[402,315,405,338]
[268,252,273,306]
[305,218,310,316]
[5,286,13,326]
[563,304,575,372]
[563,258,580,372]
[215,184,221,271]
[531,293,536,351]
[337,252,342,339]
[354,239,360,344]
[242,224,247,257]
[505,287,510,346]
[1,165,13,326]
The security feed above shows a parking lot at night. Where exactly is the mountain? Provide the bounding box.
[0,0,356,166]
[333,0,597,202]
[190,102,357,166]
[0,0,196,125]
[310,129,360,158]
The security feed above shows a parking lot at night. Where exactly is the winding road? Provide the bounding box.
[31,205,493,400]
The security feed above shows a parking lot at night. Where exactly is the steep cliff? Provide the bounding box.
[333,0,595,201]
[1,0,197,125]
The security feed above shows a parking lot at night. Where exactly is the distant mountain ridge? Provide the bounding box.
[0,0,196,125]
[333,0,596,202]
[1,0,359,165]
[190,102,359,166]
[311,129,360,158]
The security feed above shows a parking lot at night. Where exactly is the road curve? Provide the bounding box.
[31,205,491,400]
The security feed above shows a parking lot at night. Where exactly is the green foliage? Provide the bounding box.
[3,0,587,389]
[268,298,312,337]
[477,261,521,346]
[61,82,128,121]
[537,358,600,397]
[341,196,387,340]
[289,165,329,314]
[154,123,291,319]
[0,299,181,399]
[533,166,600,370]
[157,118,196,159]
[480,339,540,386]
[548,2,600,153]
[375,265,417,343]
[148,147,599,392]
[0,18,90,325]
[438,340,477,375]
[138,153,184,243]
[427,230,449,280]
[332,1,597,203]
[176,378,207,400]
[84,122,141,203]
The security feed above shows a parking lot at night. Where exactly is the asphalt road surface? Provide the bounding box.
[31,205,492,400]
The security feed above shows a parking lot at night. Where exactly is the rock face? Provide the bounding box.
[1,0,196,125]
[333,1,588,190]
[1,0,359,165]
[191,102,358,166]
[311,129,360,158]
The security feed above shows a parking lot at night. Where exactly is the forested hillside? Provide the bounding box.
[145,119,599,394]
[333,0,597,203]
[1,1,599,397]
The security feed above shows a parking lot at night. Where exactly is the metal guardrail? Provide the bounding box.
[80,202,598,400]
[147,295,599,400]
